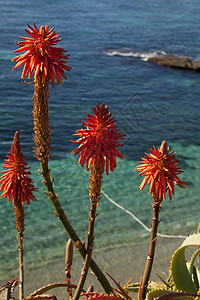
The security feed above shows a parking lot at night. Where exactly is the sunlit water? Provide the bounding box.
[0,0,200,281]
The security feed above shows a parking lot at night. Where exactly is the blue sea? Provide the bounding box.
[0,0,200,283]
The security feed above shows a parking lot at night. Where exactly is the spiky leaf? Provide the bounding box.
[146,289,174,300]
[125,281,165,293]
[147,289,199,300]
[171,233,200,293]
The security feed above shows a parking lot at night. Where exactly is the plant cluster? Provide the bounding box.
[0,23,198,300]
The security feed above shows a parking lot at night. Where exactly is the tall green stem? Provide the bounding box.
[18,232,24,299]
[73,164,103,300]
[14,198,25,300]
[73,250,93,299]
[139,202,161,300]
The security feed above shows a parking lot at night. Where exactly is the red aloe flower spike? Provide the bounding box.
[136,141,187,300]
[0,131,37,205]
[71,104,125,175]
[136,140,187,201]
[12,23,71,85]
[72,104,124,300]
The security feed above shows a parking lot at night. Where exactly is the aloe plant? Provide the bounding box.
[125,233,200,299]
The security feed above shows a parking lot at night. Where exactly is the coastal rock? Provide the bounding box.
[191,60,200,70]
[148,56,200,71]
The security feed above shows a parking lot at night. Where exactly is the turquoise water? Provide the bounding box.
[0,0,200,281]
[0,143,198,280]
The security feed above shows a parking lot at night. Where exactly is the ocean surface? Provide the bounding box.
[0,0,200,282]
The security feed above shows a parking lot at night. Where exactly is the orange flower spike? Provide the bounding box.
[136,141,187,201]
[0,132,37,205]
[12,23,71,85]
[71,104,125,175]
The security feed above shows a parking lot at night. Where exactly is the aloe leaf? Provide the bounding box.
[146,289,174,300]
[124,282,140,293]
[147,289,199,300]
[171,233,200,293]
[186,261,200,292]
[125,281,165,293]
[191,265,199,291]
[188,248,200,275]
[155,273,172,289]
[194,265,200,289]
[186,248,200,291]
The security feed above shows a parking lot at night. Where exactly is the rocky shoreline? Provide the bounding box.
[148,55,200,71]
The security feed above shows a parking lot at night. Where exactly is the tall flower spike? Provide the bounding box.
[72,105,124,300]
[71,104,125,175]
[12,23,71,85]
[136,140,187,201]
[0,131,37,205]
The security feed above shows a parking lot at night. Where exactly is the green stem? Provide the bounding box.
[139,202,161,300]
[73,252,92,300]
[18,232,24,300]
[73,164,103,300]
[73,197,98,299]
[39,161,113,295]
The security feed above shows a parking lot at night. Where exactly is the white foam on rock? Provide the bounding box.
[104,48,167,61]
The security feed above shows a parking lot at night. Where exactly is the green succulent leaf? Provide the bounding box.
[146,289,175,300]
[191,265,200,291]
[125,281,165,293]
[188,248,200,274]
[186,261,200,292]
[124,282,140,293]
[155,273,172,289]
[171,233,200,293]
[147,289,199,300]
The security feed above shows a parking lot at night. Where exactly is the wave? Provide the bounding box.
[104,48,167,61]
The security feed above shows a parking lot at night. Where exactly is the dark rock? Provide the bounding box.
[148,55,200,71]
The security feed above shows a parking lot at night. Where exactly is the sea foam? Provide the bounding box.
[104,48,167,61]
